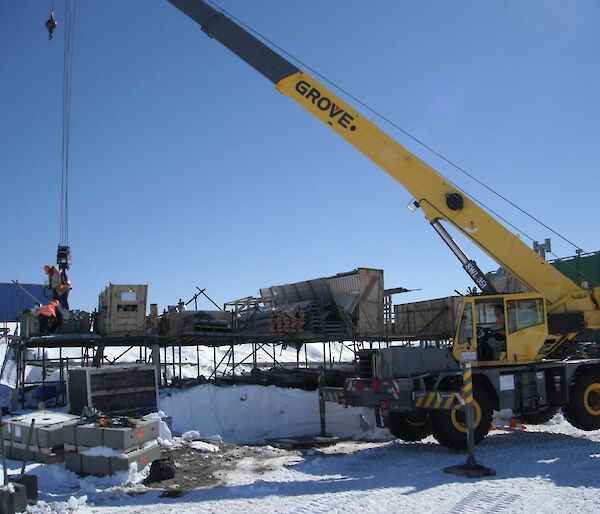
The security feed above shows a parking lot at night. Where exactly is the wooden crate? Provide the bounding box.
[98,284,147,335]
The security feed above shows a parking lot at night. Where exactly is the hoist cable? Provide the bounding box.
[206,0,586,255]
[59,0,77,246]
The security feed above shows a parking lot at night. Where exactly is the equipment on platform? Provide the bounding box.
[97,284,147,335]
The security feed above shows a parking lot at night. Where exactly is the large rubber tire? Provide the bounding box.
[387,411,431,442]
[564,369,600,431]
[429,389,493,451]
[519,406,559,425]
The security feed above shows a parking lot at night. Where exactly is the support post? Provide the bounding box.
[318,366,327,436]
[444,362,495,478]
[151,345,161,388]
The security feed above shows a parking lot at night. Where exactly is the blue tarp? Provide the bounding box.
[0,282,49,322]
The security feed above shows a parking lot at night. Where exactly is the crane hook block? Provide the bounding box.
[45,11,57,40]
[57,245,71,271]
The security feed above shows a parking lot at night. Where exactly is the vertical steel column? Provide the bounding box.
[318,366,327,436]
[213,346,217,378]
[178,344,182,379]
[231,344,235,377]
[59,346,64,405]
[41,346,46,406]
[196,345,200,377]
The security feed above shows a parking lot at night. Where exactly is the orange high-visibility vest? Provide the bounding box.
[37,302,58,318]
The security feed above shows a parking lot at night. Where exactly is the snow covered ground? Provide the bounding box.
[2,338,600,513]
[82,421,600,514]
[8,389,600,514]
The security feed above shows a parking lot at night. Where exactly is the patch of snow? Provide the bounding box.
[159,384,390,443]
[80,446,126,458]
[26,495,87,514]
[181,430,201,440]
[188,440,219,453]
[142,411,172,442]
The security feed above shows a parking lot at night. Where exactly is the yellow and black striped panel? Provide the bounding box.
[320,387,344,403]
[413,391,462,411]
[463,367,474,404]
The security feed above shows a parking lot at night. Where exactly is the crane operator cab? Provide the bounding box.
[453,294,549,365]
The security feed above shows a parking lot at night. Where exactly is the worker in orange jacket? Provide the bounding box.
[44,264,71,310]
[36,300,63,335]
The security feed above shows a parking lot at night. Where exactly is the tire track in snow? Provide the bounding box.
[447,491,521,514]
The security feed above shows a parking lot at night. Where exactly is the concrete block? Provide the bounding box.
[0,483,27,514]
[3,444,65,464]
[9,474,38,501]
[2,411,79,449]
[63,419,159,452]
[65,443,161,476]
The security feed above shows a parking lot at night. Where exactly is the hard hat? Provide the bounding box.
[44,265,52,273]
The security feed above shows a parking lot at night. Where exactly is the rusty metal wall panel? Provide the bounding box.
[328,268,384,337]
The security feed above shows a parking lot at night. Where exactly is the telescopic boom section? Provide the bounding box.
[167,0,596,314]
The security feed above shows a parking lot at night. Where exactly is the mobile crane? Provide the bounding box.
[166,0,600,449]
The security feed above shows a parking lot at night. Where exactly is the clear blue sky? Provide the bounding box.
[2,0,598,313]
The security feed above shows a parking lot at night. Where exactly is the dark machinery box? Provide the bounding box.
[68,365,158,416]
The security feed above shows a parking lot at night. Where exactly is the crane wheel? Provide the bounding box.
[429,389,493,451]
[564,369,600,431]
[519,406,559,425]
[387,411,431,442]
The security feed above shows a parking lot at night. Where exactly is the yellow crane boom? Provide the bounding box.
[167,0,600,331]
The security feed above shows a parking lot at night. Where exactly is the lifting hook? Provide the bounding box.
[45,11,57,40]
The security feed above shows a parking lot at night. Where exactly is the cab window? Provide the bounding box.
[458,303,473,344]
[507,298,545,333]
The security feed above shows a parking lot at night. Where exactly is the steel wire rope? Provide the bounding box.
[206,0,587,259]
[59,0,77,246]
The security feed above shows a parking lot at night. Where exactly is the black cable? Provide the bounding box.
[206,0,586,255]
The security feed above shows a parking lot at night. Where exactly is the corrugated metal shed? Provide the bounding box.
[0,283,47,322]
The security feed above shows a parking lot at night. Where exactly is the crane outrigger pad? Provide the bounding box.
[444,457,496,479]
